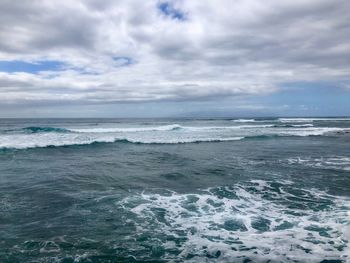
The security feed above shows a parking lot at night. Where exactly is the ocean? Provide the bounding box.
[0,117,349,262]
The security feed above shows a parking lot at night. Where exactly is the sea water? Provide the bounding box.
[0,118,349,262]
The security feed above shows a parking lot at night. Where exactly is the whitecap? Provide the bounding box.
[231,119,256,123]
[279,118,350,123]
[69,124,182,133]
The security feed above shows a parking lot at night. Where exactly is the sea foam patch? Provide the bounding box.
[119,180,350,262]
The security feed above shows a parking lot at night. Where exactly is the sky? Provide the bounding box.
[0,0,350,118]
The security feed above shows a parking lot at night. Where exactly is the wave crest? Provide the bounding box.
[4,126,70,134]
[231,119,256,123]
[69,124,182,133]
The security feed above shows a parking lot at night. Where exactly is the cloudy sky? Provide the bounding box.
[0,0,350,117]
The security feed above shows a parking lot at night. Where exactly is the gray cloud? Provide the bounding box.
[0,0,349,107]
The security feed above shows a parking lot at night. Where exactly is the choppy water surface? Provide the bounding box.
[0,118,349,262]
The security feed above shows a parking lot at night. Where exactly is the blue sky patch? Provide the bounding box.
[112,57,133,67]
[158,2,185,20]
[0,60,65,74]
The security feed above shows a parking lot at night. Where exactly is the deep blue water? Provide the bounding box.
[0,118,349,262]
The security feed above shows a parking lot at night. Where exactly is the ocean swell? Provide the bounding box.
[4,126,70,134]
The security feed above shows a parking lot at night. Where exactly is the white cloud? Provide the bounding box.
[0,0,349,105]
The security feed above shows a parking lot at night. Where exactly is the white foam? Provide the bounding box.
[279,118,350,123]
[232,119,256,123]
[69,124,182,133]
[70,124,277,133]
[69,125,345,138]
[124,136,244,144]
[0,123,348,150]
[286,156,350,171]
[182,124,275,131]
[120,181,350,262]
[0,133,245,149]
[0,133,117,149]
[276,127,344,136]
[289,124,314,127]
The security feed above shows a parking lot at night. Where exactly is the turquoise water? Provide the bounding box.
[0,118,349,262]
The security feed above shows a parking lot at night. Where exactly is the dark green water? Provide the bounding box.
[0,118,349,262]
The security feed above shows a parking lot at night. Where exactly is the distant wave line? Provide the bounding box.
[5,123,321,134]
[1,129,349,150]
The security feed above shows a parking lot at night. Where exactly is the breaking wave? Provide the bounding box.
[231,119,257,123]
[0,136,245,150]
[5,126,70,134]
[0,123,348,150]
[70,124,182,133]
[279,118,350,123]
[230,118,350,123]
